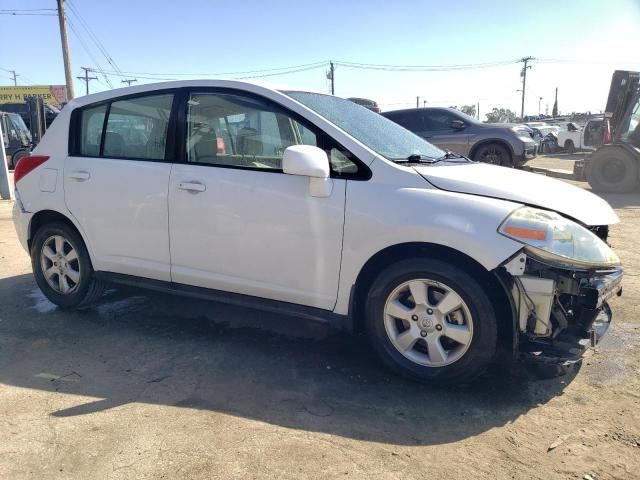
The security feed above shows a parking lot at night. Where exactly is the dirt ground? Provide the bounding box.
[1,158,639,479]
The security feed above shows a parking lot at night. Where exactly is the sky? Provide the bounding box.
[1,0,640,118]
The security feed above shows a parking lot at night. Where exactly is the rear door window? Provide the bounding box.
[103,94,173,159]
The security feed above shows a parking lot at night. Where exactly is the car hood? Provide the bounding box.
[414,163,619,226]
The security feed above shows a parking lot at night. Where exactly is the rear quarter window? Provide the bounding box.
[73,92,174,160]
[79,104,107,156]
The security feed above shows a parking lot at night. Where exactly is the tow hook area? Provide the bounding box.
[499,252,622,366]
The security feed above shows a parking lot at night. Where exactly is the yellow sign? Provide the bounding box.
[0,85,68,107]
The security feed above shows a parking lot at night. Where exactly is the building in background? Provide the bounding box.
[0,85,68,108]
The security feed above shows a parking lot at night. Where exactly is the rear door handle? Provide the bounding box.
[68,170,90,181]
[178,182,206,193]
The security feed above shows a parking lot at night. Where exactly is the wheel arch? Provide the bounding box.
[349,241,516,356]
[28,209,93,260]
[469,139,515,161]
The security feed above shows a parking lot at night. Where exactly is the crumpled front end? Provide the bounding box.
[498,242,623,366]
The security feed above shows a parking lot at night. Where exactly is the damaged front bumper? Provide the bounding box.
[499,251,623,366]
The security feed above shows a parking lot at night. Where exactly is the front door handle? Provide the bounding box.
[68,170,90,181]
[178,182,206,193]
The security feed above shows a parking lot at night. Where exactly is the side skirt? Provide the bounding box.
[94,271,352,331]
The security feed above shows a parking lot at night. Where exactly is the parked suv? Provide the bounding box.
[13,81,622,384]
[382,107,537,167]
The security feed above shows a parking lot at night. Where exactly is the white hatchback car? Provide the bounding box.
[13,80,623,384]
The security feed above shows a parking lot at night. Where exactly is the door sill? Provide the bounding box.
[94,271,351,331]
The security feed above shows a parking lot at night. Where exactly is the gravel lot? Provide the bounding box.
[1,157,639,479]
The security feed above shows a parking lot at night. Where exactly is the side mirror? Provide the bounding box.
[283,145,329,178]
[282,145,333,197]
[450,120,466,129]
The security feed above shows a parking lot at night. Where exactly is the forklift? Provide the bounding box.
[581,70,640,192]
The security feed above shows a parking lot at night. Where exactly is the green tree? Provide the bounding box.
[485,108,517,123]
[459,105,477,118]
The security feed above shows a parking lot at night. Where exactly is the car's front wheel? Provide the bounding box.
[472,143,512,166]
[31,222,105,309]
[365,258,498,384]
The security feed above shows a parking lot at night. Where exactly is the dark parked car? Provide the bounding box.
[0,102,59,130]
[1,111,31,169]
[381,107,537,167]
[347,97,381,113]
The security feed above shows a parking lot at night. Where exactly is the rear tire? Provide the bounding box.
[31,222,105,309]
[587,147,639,193]
[472,143,512,166]
[364,258,498,385]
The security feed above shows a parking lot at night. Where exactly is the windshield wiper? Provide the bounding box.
[393,153,437,163]
[431,151,468,163]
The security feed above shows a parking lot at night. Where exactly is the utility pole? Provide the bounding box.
[77,67,98,96]
[477,102,480,120]
[519,56,534,120]
[327,61,335,95]
[538,96,543,115]
[121,79,138,87]
[9,70,18,86]
[416,96,419,109]
[57,0,75,100]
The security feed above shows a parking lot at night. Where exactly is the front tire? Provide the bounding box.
[31,222,105,309]
[472,143,512,166]
[365,258,498,385]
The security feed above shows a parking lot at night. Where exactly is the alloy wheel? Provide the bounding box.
[481,146,502,165]
[40,235,81,294]
[383,279,474,367]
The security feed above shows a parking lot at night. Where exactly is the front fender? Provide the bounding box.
[334,180,524,314]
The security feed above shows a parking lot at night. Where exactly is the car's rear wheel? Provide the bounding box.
[31,222,105,309]
[472,143,512,166]
[365,258,498,385]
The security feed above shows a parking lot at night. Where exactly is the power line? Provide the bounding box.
[0,8,57,12]
[234,63,326,79]
[92,61,329,78]
[335,59,518,71]
[0,12,57,16]
[66,17,114,88]
[66,0,123,75]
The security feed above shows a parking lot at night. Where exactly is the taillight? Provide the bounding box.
[13,155,49,185]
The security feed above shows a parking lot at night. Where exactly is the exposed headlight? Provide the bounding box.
[499,206,620,268]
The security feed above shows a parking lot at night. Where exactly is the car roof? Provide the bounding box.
[66,79,318,109]
[381,106,453,115]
